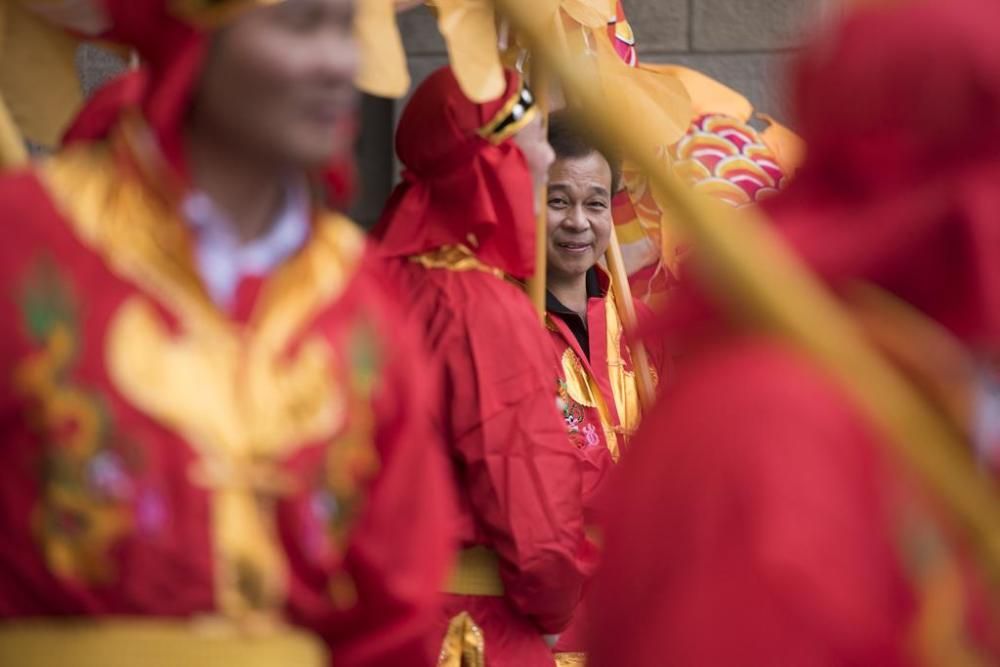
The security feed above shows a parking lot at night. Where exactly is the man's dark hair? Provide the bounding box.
[547,110,622,193]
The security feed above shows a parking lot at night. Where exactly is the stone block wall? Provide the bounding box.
[77,44,125,97]
[640,0,833,119]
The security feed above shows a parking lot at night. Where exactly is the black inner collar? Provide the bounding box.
[546,268,603,360]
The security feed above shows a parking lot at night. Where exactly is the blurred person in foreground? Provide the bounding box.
[372,66,598,666]
[0,1,454,665]
[541,112,663,663]
[588,0,1000,664]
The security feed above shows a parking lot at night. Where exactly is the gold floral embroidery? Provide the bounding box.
[39,142,369,622]
[550,282,656,462]
[320,322,381,544]
[410,244,506,280]
[557,350,618,460]
[556,376,590,450]
[13,258,138,583]
[308,320,383,609]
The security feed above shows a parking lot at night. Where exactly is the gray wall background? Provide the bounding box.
[76,0,835,225]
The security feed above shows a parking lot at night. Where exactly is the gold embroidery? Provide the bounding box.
[552,283,657,461]
[410,244,507,280]
[438,612,485,667]
[39,143,367,623]
[13,259,137,584]
[0,618,328,667]
[554,653,587,667]
[315,320,383,611]
[604,285,644,443]
[559,347,619,461]
[559,349,598,410]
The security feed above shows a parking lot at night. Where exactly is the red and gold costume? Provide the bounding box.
[373,66,598,666]
[0,2,454,665]
[545,268,661,505]
[587,1,1000,664]
[544,267,661,661]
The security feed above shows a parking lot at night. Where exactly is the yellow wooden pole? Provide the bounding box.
[0,96,28,169]
[0,0,27,169]
[525,48,550,321]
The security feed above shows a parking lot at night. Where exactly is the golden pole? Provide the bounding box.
[525,44,550,321]
[495,0,1000,583]
[0,96,28,169]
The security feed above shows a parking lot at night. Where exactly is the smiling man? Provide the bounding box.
[543,112,662,661]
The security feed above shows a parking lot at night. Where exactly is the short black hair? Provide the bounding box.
[547,110,622,193]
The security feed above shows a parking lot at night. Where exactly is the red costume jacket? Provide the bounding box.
[382,255,597,667]
[546,268,661,492]
[0,140,455,666]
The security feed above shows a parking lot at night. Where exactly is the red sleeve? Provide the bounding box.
[588,338,911,667]
[312,281,458,667]
[439,278,598,634]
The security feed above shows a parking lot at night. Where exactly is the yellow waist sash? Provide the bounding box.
[443,547,505,597]
[0,618,328,667]
[438,548,503,667]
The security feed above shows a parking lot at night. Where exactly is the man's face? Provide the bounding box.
[191,0,360,169]
[546,152,614,282]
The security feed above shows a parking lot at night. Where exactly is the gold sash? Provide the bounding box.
[0,618,328,667]
[443,547,504,597]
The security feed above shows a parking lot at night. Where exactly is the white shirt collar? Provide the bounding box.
[182,179,311,308]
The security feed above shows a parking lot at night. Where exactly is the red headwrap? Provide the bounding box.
[372,66,539,279]
[765,0,1000,347]
[58,1,207,169]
